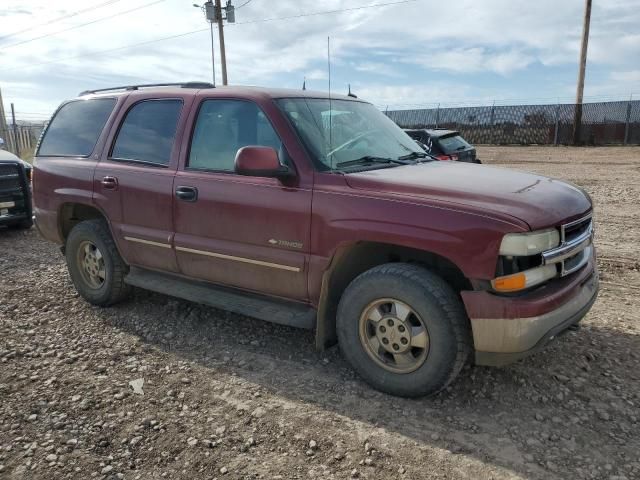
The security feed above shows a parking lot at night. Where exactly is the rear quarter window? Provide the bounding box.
[37,98,116,157]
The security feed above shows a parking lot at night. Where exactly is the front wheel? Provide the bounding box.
[336,263,471,397]
[65,219,131,306]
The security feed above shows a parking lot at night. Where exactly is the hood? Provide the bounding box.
[0,150,21,162]
[344,162,591,230]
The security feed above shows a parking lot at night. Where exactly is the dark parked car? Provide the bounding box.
[0,150,33,229]
[33,83,596,397]
[404,128,480,163]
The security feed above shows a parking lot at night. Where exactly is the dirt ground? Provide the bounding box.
[1,146,639,480]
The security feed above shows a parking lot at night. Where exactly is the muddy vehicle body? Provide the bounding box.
[33,83,598,396]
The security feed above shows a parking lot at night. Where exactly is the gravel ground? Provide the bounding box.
[1,146,639,480]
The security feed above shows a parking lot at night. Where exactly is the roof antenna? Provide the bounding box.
[347,83,357,98]
[328,36,333,167]
[302,76,306,90]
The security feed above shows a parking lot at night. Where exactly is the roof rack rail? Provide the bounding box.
[78,81,215,96]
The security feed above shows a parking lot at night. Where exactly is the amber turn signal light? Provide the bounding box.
[492,264,557,293]
[492,272,527,292]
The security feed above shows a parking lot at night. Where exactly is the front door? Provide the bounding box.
[94,96,189,272]
[173,99,311,301]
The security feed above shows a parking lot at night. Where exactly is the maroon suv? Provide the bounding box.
[32,83,598,397]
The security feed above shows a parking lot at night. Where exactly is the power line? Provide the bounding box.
[231,0,418,26]
[12,116,52,120]
[235,0,254,9]
[0,0,123,42]
[14,112,54,116]
[4,29,208,72]
[7,115,51,119]
[1,0,166,50]
[5,0,418,71]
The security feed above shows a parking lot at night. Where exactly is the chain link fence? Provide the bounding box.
[386,100,640,145]
[0,123,47,159]
[2,102,638,156]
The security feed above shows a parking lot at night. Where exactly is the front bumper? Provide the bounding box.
[0,212,29,225]
[462,251,599,366]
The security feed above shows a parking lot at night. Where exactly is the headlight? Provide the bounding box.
[499,229,560,256]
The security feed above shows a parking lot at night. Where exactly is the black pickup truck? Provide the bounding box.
[0,150,33,230]
[404,129,481,164]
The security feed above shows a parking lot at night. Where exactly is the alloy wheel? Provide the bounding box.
[358,298,430,373]
[76,240,106,289]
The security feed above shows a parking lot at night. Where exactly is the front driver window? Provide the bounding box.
[188,100,283,172]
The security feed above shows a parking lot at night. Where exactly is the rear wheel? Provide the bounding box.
[65,219,130,306]
[337,263,471,397]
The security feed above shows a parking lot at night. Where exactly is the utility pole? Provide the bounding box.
[195,1,234,86]
[215,0,228,85]
[209,21,216,86]
[10,103,19,157]
[195,2,216,85]
[572,0,592,145]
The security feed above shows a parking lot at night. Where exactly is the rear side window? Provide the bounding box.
[111,99,183,166]
[37,98,116,157]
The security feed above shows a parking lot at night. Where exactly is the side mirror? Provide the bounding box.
[234,146,294,179]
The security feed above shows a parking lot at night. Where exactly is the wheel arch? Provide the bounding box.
[315,241,471,350]
[57,202,122,258]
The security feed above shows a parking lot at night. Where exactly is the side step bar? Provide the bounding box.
[125,267,316,329]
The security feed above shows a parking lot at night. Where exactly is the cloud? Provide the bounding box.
[1,0,639,116]
[0,7,31,17]
[610,70,640,84]
[305,69,328,81]
[351,61,399,77]
[584,70,640,99]
[355,83,479,108]
[409,47,534,75]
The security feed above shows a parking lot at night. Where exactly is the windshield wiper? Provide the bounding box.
[335,156,410,169]
[397,151,430,161]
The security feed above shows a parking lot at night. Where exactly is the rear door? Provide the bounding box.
[173,97,312,301]
[93,94,191,272]
[34,97,117,242]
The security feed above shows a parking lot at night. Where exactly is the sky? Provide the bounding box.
[1,0,639,123]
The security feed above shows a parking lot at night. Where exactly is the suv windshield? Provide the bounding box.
[277,98,424,171]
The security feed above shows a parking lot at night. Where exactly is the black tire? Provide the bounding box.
[65,219,130,306]
[336,263,471,397]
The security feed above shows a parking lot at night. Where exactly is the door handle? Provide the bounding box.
[175,186,198,202]
[101,176,118,190]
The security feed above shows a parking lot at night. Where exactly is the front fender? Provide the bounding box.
[312,214,512,282]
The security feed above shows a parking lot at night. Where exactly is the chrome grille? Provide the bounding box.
[562,215,592,244]
[542,214,593,277]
